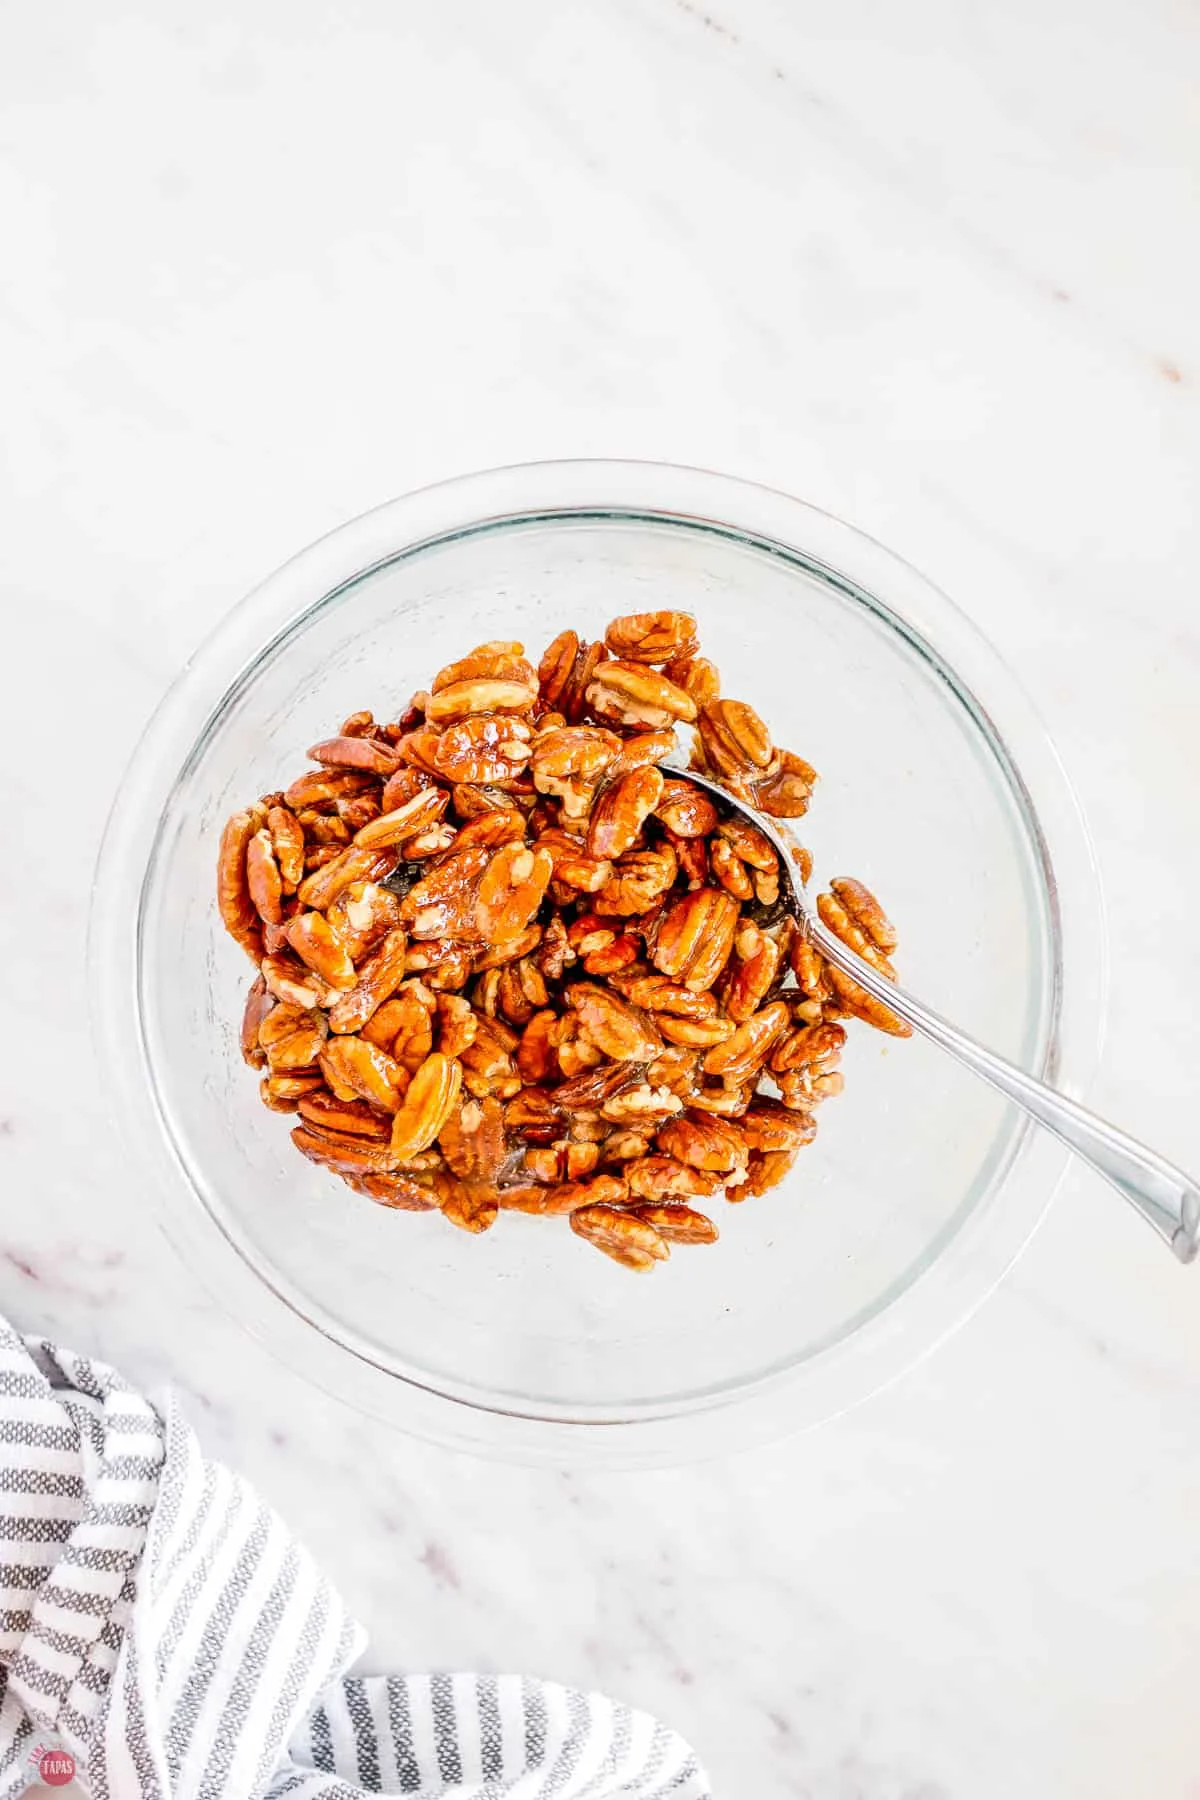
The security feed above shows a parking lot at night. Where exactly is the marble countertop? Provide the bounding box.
[3,3,1198,1795]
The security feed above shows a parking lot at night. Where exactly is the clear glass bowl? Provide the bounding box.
[90,461,1105,1465]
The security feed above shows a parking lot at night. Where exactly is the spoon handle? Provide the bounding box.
[807,919,1200,1263]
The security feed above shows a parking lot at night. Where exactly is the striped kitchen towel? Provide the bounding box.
[0,1316,711,1799]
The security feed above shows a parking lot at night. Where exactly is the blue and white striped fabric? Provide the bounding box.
[0,1318,710,1799]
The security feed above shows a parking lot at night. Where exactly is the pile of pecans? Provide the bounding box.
[218,612,909,1272]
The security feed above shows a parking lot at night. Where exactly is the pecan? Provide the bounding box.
[740,1099,817,1153]
[585,661,697,730]
[390,1052,463,1160]
[308,735,403,777]
[436,1177,499,1233]
[259,1003,327,1072]
[709,837,755,901]
[350,1170,438,1211]
[630,1204,717,1245]
[284,768,377,809]
[653,777,719,838]
[261,952,329,1011]
[403,939,474,990]
[432,640,538,693]
[651,887,739,991]
[816,888,911,1037]
[656,1111,748,1174]
[459,1015,520,1099]
[604,610,698,664]
[292,1126,399,1177]
[470,924,543,971]
[702,1000,790,1083]
[698,698,773,777]
[321,1035,408,1111]
[327,927,409,1035]
[260,1073,323,1111]
[325,882,404,963]
[432,714,533,785]
[538,631,608,722]
[297,1092,391,1139]
[435,992,479,1060]
[217,804,267,960]
[515,1010,558,1084]
[594,843,678,916]
[742,1148,799,1197]
[570,1204,669,1271]
[603,730,678,782]
[656,1015,737,1048]
[504,1173,630,1217]
[267,806,306,892]
[568,984,662,1061]
[475,842,553,941]
[451,810,528,852]
[439,1094,506,1182]
[586,765,663,861]
[662,653,720,709]
[297,811,351,847]
[353,787,449,849]
[723,922,782,1022]
[451,782,525,819]
[626,1155,722,1201]
[426,679,538,724]
[829,876,899,954]
[599,1083,684,1126]
[378,986,435,1072]
[241,976,274,1068]
[297,843,398,910]
[755,756,814,818]
[285,911,357,990]
[400,844,492,940]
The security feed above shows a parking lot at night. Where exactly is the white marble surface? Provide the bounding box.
[3,3,1199,1794]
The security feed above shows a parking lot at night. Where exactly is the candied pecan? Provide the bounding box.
[267,806,306,892]
[327,927,409,1035]
[439,1094,506,1182]
[400,844,492,939]
[259,1003,327,1073]
[298,1092,391,1140]
[539,631,608,722]
[604,610,698,664]
[698,699,773,776]
[740,1099,817,1153]
[630,1204,717,1245]
[352,1170,438,1211]
[261,951,329,1011]
[651,887,739,991]
[657,1015,737,1049]
[829,876,899,954]
[709,837,755,902]
[217,804,267,960]
[298,843,398,910]
[723,922,782,1023]
[742,1148,799,1197]
[292,1126,400,1176]
[470,924,544,971]
[297,811,351,847]
[285,911,357,990]
[502,1173,631,1217]
[431,714,533,785]
[702,1000,790,1083]
[599,1083,683,1126]
[459,1014,520,1099]
[626,1156,722,1201]
[585,661,697,730]
[241,976,273,1068]
[426,679,537,724]
[594,843,678,916]
[325,881,404,963]
[322,1035,408,1111]
[260,1073,323,1111]
[390,1052,463,1159]
[433,640,537,693]
[754,755,815,818]
[308,735,403,777]
[662,653,720,709]
[451,781,525,819]
[656,1111,748,1174]
[436,1177,499,1234]
[451,810,527,852]
[570,1204,669,1271]
[353,787,448,849]
[515,1009,559,1084]
[475,842,553,941]
[568,984,662,1062]
[653,777,719,838]
[284,768,377,809]
[404,939,475,990]
[816,888,911,1037]
[603,730,678,781]
[435,992,479,1059]
[586,765,664,861]
[378,985,435,1071]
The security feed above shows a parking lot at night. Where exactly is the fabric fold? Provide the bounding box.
[0,1318,711,1799]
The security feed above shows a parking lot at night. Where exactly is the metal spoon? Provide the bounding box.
[673,767,1200,1264]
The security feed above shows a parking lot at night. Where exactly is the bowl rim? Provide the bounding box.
[89,458,1107,1466]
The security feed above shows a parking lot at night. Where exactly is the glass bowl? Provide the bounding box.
[90,461,1105,1465]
